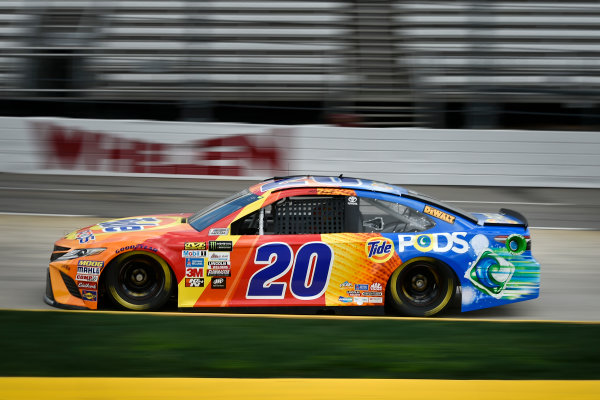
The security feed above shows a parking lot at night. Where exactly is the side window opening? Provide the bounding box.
[357,197,435,233]
[231,195,345,235]
[230,194,435,235]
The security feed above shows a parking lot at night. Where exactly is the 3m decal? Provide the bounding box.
[184,242,206,250]
[99,217,159,232]
[182,250,207,258]
[365,237,394,263]
[185,278,204,287]
[185,267,204,278]
[423,205,456,224]
[246,242,333,300]
[398,232,469,254]
[81,290,97,301]
[209,228,229,236]
[209,241,233,252]
[211,277,227,289]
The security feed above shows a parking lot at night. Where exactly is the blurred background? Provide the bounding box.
[1,0,600,130]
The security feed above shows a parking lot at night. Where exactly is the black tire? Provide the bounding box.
[105,251,174,311]
[387,258,456,317]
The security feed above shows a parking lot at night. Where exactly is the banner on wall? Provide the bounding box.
[29,120,291,177]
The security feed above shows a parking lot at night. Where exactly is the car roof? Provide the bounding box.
[250,175,479,224]
[251,175,408,196]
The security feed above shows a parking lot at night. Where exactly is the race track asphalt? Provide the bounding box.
[1,173,599,321]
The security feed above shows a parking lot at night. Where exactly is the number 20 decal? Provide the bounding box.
[246,242,333,300]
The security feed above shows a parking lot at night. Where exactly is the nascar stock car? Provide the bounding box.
[44,176,540,317]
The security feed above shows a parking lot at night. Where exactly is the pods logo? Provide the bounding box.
[398,232,469,254]
[365,237,394,263]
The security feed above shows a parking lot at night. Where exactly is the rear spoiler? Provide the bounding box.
[481,208,528,228]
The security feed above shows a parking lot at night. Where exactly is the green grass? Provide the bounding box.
[1,310,598,379]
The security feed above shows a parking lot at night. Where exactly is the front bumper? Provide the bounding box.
[44,267,91,310]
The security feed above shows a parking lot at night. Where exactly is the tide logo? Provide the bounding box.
[365,237,394,263]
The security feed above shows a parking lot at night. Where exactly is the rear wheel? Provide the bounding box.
[387,259,455,317]
[105,251,173,311]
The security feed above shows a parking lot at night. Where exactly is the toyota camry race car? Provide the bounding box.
[45,176,540,317]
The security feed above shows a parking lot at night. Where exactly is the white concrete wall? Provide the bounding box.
[1,117,599,188]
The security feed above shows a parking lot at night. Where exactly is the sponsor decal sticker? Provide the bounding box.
[208,269,231,277]
[353,297,369,305]
[208,261,230,268]
[398,232,469,254]
[182,250,207,258]
[77,281,97,290]
[185,278,204,287]
[77,260,104,268]
[346,290,361,296]
[355,284,368,291]
[209,241,233,252]
[423,205,456,224]
[211,277,227,289]
[339,281,353,288]
[368,297,383,304]
[184,242,206,250]
[347,196,358,205]
[365,237,394,263]
[362,291,382,296]
[115,244,158,254]
[82,290,97,301]
[76,229,95,244]
[77,266,101,275]
[185,258,205,267]
[338,296,353,303]
[208,252,230,262]
[185,267,204,278]
[209,228,229,236]
[370,282,382,291]
[76,274,98,282]
[99,217,160,233]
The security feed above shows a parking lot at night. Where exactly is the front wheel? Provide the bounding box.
[105,251,174,311]
[387,259,456,317]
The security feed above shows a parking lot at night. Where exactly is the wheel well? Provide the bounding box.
[385,256,461,303]
[98,251,177,308]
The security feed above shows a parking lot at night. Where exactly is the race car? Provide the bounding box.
[44,176,540,317]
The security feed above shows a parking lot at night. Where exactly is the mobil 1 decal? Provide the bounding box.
[246,241,333,300]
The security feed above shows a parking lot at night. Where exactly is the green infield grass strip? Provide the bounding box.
[0,310,598,379]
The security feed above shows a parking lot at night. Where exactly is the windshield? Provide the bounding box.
[188,189,260,232]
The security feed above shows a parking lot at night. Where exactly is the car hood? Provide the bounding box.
[63,214,192,244]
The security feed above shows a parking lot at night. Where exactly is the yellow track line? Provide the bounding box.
[1,378,599,400]
[3,307,599,325]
